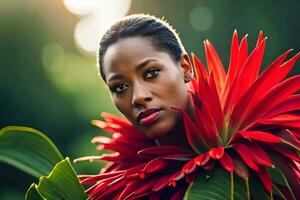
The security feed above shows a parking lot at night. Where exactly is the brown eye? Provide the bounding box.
[145,68,160,79]
[111,83,128,93]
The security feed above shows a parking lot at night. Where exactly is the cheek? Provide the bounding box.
[158,75,188,107]
[112,95,134,119]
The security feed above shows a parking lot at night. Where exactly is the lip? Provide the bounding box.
[137,108,162,125]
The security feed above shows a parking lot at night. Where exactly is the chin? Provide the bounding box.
[138,116,177,139]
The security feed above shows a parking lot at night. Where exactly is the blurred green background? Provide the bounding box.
[0,0,299,199]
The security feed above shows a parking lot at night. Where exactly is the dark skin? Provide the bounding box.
[102,37,195,149]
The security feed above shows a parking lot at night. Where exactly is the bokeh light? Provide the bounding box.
[1,0,299,198]
[63,0,102,15]
[189,6,213,32]
[63,0,132,54]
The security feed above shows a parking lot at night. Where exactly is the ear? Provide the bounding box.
[179,53,193,83]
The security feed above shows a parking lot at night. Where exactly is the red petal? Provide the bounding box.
[194,153,210,166]
[221,30,239,107]
[100,143,146,155]
[80,171,123,185]
[169,170,185,187]
[219,152,234,172]
[162,153,193,161]
[152,173,174,192]
[233,157,249,180]
[182,158,197,174]
[172,106,207,152]
[123,163,145,178]
[270,145,300,162]
[232,143,260,171]
[204,40,226,94]
[232,36,267,105]
[256,31,264,47]
[207,73,226,135]
[265,94,300,118]
[189,94,222,146]
[243,74,300,130]
[191,53,208,81]
[142,157,175,174]
[89,176,123,198]
[91,135,111,144]
[222,34,248,114]
[138,146,193,158]
[133,178,159,199]
[99,113,148,139]
[117,180,140,200]
[101,112,130,125]
[208,146,224,159]
[237,34,249,72]
[273,129,300,150]
[271,154,300,199]
[258,166,273,192]
[74,155,103,163]
[258,114,300,129]
[245,142,274,167]
[229,49,294,131]
[239,131,282,143]
[184,166,199,183]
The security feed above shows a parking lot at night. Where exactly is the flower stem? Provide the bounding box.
[230,172,234,200]
[245,177,250,200]
[270,191,273,200]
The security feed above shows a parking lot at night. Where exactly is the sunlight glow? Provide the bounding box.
[63,0,101,15]
[63,0,131,54]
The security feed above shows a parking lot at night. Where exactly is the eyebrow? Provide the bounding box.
[107,58,158,82]
[135,58,157,72]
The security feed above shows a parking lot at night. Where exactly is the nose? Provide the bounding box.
[131,83,152,107]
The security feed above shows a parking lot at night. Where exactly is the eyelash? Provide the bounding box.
[110,83,128,93]
[110,68,160,94]
[144,68,160,79]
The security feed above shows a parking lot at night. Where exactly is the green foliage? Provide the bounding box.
[184,168,248,200]
[25,158,87,200]
[0,126,87,199]
[26,184,45,200]
[183,167,274,200]
[0,126,63,177]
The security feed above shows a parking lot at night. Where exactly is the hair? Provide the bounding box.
[98,13,186,82]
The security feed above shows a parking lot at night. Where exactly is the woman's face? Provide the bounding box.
[102,37,192,139]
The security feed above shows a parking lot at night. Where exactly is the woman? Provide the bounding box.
[98,14,194,149]
[77,14,300,200]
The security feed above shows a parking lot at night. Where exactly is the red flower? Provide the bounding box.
[76,113,192,199]
[76,31,300,200]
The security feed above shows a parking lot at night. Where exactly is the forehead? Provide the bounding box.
[102,37,173,80]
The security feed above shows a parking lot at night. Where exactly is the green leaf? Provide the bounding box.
[184,168,248,200]
[25,184,45,200]
[0,126,87,199]
[25,158,88,200]
[0,126,63,177]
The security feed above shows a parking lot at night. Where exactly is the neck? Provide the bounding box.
[155,114,193,150]
[155,94,195,150]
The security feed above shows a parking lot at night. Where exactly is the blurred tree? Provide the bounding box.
[0,0,100,196]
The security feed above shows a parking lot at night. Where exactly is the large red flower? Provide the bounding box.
[76,31,300,200]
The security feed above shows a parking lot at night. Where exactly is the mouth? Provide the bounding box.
[137,108,162,125]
